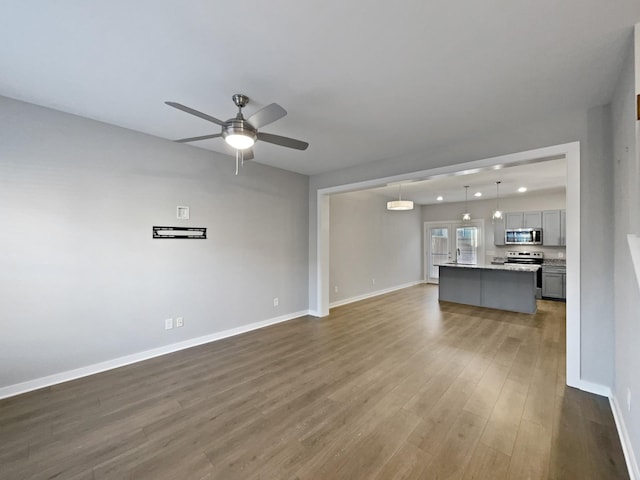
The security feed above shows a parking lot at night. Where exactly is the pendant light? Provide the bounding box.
[462,185,471,223]
[492,181,503,223]
[387,184,414,210]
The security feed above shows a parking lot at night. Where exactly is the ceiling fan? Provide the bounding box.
[165,94,309,174]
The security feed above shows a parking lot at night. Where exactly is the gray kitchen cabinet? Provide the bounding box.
[543,210,562,246]
[542,273,564,298]
[542,209,566,246]
[505,212,524,229]
[506,211,542,229]
[524,211,542,228]
[494,221,505,246]
[542,265,566,299]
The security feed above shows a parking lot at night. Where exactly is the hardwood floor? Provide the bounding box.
[0,284,629,479]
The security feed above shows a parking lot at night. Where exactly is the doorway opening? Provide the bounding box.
[312,141,580,390]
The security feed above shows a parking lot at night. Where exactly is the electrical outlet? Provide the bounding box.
[273,297,279,307]
[176,317,184,328]
[627,388,632,412]
[558,252,564,258]
[372,278,376,285]
[334,286,339,293]
[165,318,173,330]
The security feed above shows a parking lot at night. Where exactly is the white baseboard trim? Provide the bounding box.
[569,380,638,479]
[610,394,639,480]
[329,280,425,309]
[570,379,612,398]
[0,309,311,400]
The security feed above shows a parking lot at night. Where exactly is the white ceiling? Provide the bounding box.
[366,157,566,205]
[1,1,638,176]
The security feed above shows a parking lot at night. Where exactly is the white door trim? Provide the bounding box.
[314,141,580,389]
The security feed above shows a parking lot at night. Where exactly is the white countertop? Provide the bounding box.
[439,263,540,273]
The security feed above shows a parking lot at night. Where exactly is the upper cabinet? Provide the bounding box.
[505,211,542,229]
[542,209,566,246]
[505,212,524,229]
[524,211,542,228]
[494,209,565,246]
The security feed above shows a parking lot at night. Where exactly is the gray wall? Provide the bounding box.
[309,105,615,388]
[611,37,640,468]
[0,96,309,389]
[330,191,422,304]
[421,190,567,264]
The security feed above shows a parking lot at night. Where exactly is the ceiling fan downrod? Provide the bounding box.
[232,94,249,111]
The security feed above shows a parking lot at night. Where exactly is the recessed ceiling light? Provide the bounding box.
[436,196,443,201]
[474,192,482,197]
[518,187,527,193]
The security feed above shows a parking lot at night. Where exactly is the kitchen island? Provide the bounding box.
[438,263,540,314]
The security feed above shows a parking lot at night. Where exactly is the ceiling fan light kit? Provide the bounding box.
[165,93,308,174]
[224,132,256,150]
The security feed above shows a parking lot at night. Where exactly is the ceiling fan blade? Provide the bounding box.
[257,132,309,151]
[165,102,225,126]
[175,133,222,143]
[248,103,287,128]
[242,148,255,161]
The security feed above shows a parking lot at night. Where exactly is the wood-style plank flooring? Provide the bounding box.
[0,285,629,479]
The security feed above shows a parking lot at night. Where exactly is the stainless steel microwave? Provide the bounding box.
[505,228,543,245]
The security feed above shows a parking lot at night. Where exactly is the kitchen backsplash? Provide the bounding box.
[486,245,566,264]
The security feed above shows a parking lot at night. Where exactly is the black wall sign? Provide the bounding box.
[153,226,207,239]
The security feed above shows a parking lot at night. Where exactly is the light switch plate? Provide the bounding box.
[177,206,190,220]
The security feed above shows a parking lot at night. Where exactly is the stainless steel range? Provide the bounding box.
[506,251,544,298]
[506,251,544,265]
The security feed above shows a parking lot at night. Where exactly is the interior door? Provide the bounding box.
[427,226,450,283]
[455,226,478,265]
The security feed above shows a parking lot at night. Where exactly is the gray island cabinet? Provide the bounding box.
[438,263,540,314]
